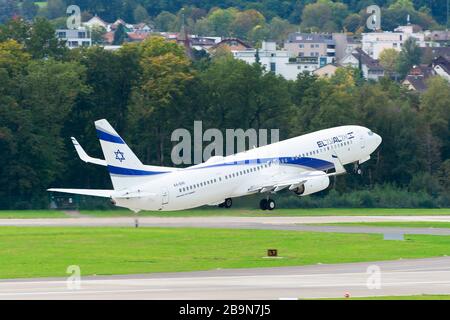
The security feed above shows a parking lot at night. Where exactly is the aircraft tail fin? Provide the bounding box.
[95,119,167,191]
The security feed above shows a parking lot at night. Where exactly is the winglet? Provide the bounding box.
[71,137,107,166]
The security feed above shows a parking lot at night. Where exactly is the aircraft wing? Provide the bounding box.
[71,137,107,166]
[47,188,114,198]
[248,157,347,194]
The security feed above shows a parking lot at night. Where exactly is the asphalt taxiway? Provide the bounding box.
[1,257,450,299]
[1,216,450,235]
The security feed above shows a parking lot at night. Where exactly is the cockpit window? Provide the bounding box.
[368,130,374,136]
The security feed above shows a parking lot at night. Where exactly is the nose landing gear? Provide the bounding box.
[354,163,363,175]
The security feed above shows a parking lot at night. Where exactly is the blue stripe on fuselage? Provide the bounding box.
[108,165,168,176]
[96,129,125,144]
[195,156,334,171]
[107,157,333,176]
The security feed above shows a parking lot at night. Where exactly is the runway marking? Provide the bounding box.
[0,288,171,297]
[2,270,450,286]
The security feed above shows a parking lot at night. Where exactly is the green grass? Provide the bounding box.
[34,1,47,8]
[79,208,450,217]
[317,295,450,300]
[1,227,450,279]
[0,208,449,219]
[0,210,67,219]
[315,222,450,228]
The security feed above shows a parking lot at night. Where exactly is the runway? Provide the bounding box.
[1,257,450,299]
[2,216,450,235]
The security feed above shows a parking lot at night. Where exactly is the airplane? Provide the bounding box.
[48,119,382,212]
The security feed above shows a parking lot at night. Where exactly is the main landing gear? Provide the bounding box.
[354,163,363,175]
[219,198,233,208]
[260,198,276,211]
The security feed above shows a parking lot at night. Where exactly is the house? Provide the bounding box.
[313,64,338,78]
[402,65,435,92]
[103,31,114,44]
[424,30,450,46]
[233,41,322,80]
[190,36,220,51]
[362,24,441,60]
[332,33,361,63]
[126,31,151,42]
[402,56,450,92]
[83,15,108,30]
[56,27,92,48]
[284,33,335,60]
[209,38,253,53]
[420,47,450,63]
[340,48,384,80]
[431,56,450,82]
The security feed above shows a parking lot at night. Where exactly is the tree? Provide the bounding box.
[389,0,415,11]
[154,11,177,31]
[0,0,18,24]
[133,4,150,23]
[0,17,31,44]
[207,8,238,37]
[127,37,194,164]
[26,17,67,59]
[396,37,421,78]
[300,0,349,32]
[421,76,450,160]
[343,13,361,33]
[90,25,107,45]
[0,39,31,76]
[379,48,400,77]
[231,9,265,39]
[300,1,332,32]
[113,24,127,45]
[21,0,39,20]
[0,59,86,208]
[45,0,66,19]
[266,17,295,42]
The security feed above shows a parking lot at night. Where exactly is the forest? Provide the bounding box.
[0,0,449,44]
[0,17,449,209]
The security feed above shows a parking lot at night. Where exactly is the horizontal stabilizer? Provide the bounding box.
[47,188,114,198]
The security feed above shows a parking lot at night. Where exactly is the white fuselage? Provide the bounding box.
[113,125,382,211]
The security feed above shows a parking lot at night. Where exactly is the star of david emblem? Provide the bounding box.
[114,149,125,162]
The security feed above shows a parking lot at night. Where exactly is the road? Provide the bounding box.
[2,216,450,235]
[1,257,450,299]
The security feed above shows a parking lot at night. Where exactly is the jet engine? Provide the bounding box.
[293,175,330,196]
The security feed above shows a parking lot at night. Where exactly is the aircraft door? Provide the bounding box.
[359,132,366,151]
[161,187,169,205]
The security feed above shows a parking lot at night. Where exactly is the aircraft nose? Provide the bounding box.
[374,133,382,147]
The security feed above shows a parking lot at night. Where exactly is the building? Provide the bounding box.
[233,41,323,80]
[332,33,361,63]
[362,24,442,60]
[401,56,450,92]
[210,38,253,53]
[340,48,384,80]
[420,47,450,63]
[313,64,338,78]
[431,56,450,82]
[402,65,435,92]
[284,33,335,60]
[83,15,108,30]
[190,36,220,51]
[56,27,92,48]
